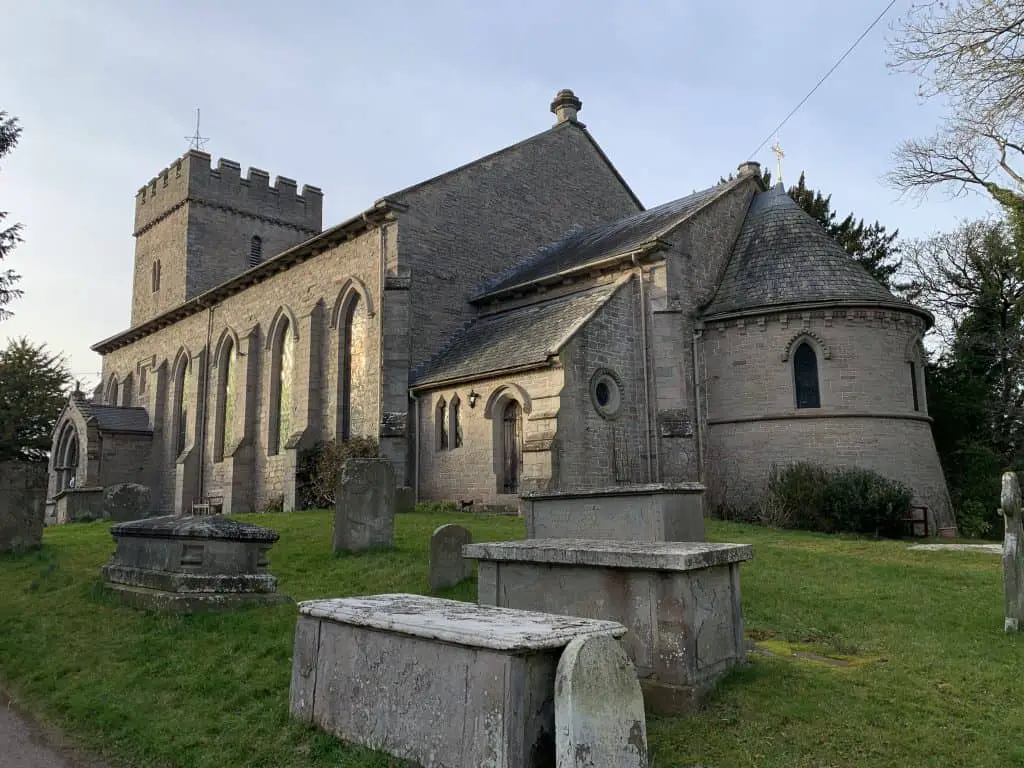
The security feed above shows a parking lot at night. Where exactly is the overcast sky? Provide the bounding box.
[0,0,996,388]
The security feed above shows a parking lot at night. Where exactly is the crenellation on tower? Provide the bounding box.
[130,148,324,326]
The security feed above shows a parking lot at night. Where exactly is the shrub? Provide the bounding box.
[262,494,284,514]
[955,499,993,539]
[296,437,380,510]
[766,462,914,538]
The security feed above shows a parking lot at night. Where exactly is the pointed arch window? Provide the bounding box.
[793,342,821,409]
[436,397,449,451]
[450,394,463,448]
[268,317,294,455]
[172,355,191,457]
[248,235,263,268]
[339,293,368,441]
[214,337,236,462]
[107,375,120,406]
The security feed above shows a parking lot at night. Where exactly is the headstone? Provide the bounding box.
[102,482,152,522]
[429,524,473,589]
[0,461,46,554]
[1002,471,1023,632]
[333,458,395,552]
[555,633,649,767]
[395,486,416,514]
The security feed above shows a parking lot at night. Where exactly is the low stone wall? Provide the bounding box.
[0,461,47,554]
[520,483,706,542]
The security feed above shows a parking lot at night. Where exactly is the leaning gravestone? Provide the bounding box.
[0,461,46,554]
[429,524,473,589]
[555,633,649,767]
[1002,471,1023,632]
[334,458,395,552]
[102,482,152,522]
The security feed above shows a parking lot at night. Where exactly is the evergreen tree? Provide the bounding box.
[0,111,23,320]
[0,338,71,462]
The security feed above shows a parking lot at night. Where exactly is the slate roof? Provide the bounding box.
[79,402,153,434]
[412,282,622,387]
[476,179,741,299]
[703,184,916,317]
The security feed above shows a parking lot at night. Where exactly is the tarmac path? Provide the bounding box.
[0,692,108,768]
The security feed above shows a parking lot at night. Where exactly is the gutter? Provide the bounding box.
[701,299,935,329]
[409,360,554,395]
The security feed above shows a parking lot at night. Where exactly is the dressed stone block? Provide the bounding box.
[463,539,753,715]
[520,484,705,542]
[289,593,627,768]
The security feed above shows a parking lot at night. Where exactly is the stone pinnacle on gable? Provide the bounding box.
[551,89,582,124]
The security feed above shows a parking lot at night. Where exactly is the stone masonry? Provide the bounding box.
[50,90,953,526]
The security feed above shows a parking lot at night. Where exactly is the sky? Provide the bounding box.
[0,0,997,389]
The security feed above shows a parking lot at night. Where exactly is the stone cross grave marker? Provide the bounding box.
[333,458,395,553]
[555,633,649,768]
[1002,471,1023,632]
[429,524,473,590]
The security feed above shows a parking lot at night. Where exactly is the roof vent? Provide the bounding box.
[551,89,582,124]
[737,161,762,177]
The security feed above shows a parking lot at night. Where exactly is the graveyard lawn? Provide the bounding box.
[0,513,1020,768]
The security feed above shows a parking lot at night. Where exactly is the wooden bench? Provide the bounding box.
[289,593,626,767]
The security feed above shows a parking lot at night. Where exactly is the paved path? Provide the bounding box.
[0,694,105,768]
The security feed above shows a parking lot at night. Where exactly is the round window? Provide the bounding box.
[589,369,622,419]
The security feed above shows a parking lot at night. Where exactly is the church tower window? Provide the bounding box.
[248,235,263,267]
[151,260,161,292]
[793,342,821,409]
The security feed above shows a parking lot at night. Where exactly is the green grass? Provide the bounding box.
[0,513,1021,767]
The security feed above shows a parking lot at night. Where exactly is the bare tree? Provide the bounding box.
[888,1,1024,203]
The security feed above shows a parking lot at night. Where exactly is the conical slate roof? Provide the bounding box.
[703,184,914,317]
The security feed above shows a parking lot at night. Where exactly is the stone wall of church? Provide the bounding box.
[699,306,953,528]
[415,369,564,505]
[396,123,642,372]
[557,280,651,488]
[99,227,383,514]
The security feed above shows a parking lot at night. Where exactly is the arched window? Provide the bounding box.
[450,394,462,448]
[248,235,263,268]
[436,397,448,450]
[172,354,191,457]
[268,317,294,455]
[793,342,821,409]
[107,375,119,406]
[213,337,236,462]
[339,294,368,441]
[55,423,79,490]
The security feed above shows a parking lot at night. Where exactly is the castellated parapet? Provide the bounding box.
[134,150,323,237]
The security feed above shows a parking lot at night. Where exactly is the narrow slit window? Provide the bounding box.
[436,397,448,451]
[909,362,920,411]
[248,235,263,267]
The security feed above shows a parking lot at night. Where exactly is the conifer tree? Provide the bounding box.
[0,110,23,320]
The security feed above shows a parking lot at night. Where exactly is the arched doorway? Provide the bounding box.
[501,400,522,494]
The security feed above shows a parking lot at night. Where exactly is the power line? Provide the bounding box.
[748,0,899,160]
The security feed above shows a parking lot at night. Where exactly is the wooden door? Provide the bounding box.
[502,401,522,494]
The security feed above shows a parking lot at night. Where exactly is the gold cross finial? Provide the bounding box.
[771,137,785,187]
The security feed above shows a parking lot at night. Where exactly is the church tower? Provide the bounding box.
[130,150,323,326]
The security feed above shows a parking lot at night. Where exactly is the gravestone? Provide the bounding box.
[429,524,473,590]
[333,458,395,552]
[0,461,46,554]
[555,633,648,768]
[102,482,152,522]
[1002,471,1023,632]
[395,486,416,514]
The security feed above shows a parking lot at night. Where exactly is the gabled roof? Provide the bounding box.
[78,402,153,434]
[703,184,925,318]
[475,177,748,301]
[411,281,624,389]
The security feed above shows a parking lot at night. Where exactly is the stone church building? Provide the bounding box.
[46,89,953,530]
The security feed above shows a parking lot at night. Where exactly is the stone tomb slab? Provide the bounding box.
[556,633,649,767]
[429,524,473,590]
[520,484,706,542]
[463,539,754,715]
[101,515,292,613]
[334,458,395,552]
[289,593,627,768]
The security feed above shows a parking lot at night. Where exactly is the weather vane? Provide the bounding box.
[185,108,209,152]
[771,137,785,187]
